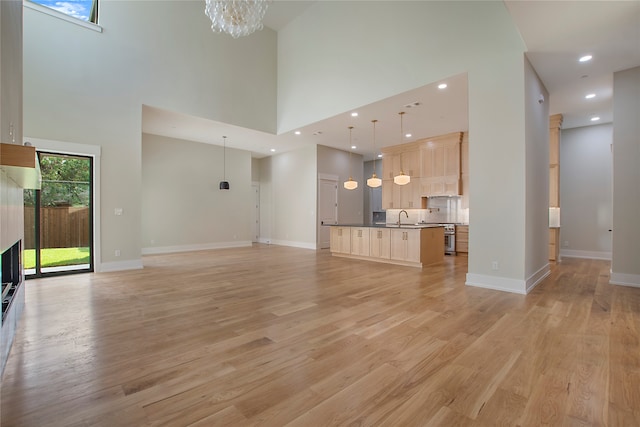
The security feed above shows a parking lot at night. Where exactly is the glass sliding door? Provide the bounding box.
[25,152,93,277]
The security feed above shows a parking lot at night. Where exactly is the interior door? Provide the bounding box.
[318,177,338,249]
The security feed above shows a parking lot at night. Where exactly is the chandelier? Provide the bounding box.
[393,111,411,186]
[204,0,269,38]
[367,120,382,188]
[344,126,358,190]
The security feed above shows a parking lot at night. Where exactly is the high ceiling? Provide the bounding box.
[142,1,640,160]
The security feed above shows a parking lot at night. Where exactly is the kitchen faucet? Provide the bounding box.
[398,209,409,226]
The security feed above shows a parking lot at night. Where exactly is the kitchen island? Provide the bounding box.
[329,224,444,268]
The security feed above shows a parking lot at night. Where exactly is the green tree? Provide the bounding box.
[25,155,90,207]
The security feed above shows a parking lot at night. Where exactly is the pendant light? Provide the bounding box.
[344,126,358,190]
[367,119,382,188]
[219,136,230,190]
[393,111,411,186]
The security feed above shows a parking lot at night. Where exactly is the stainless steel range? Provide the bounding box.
[442,224,456,255]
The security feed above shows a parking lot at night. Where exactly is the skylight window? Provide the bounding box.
[28,0,98,24]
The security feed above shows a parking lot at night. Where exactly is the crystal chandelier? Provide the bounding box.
[204,0,269,38]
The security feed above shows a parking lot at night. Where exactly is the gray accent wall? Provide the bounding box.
[560,124,613,259]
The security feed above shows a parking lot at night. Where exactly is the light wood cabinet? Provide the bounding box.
[330,227,351,254]
[331,226,443,267]
[417,132,462,196]
[382,179,422,209]
[390,229,421,263]
[549,228,559,261]
[370,228,391,259]
[351,227,370,257]
[456,225,468,253]
[382,180,394,209]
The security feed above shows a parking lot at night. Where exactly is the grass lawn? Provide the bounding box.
[23,247,90,269]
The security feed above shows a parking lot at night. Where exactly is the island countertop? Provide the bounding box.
[327,223,444,229]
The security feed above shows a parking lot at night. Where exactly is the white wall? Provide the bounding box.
[258,146,317,249]
[560,124,613,260]
[141,134,252,254]
[317,144,364,224]
[524,56,551,289]
[23,1,277,268]
[611,66,640,286]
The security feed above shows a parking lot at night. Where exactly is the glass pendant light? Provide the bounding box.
[344,126,358,190]
[367,119,382,188]
[393,112,411,186]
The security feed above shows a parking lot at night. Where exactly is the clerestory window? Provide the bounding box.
[27,0,98,24]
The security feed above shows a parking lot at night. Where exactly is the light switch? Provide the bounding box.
[114,208,123,216]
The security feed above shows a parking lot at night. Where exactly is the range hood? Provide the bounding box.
[0,143,42,189]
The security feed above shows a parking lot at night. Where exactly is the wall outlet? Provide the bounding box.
[114,208,123,216]
[115,249,121,257]
[563,241,569,247]
[491,261,499,270]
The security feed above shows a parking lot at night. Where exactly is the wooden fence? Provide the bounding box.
[24,207,90,249]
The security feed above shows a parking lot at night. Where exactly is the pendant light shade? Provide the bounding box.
[393,112,411,186]
[344,126,358,190]
[219,136,230,190]
[367,119,382,188]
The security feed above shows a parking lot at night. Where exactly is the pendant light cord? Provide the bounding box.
[223,136,227,180]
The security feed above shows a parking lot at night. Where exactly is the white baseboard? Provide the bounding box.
[465,273,528,295]
[99,259,143,272]
[264,239,317,250]
[141,241,252,255]
[560,249,612,260]
[610,271,640,288]
[526,263,551,293]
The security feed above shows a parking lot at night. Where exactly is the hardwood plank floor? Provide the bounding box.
[2,245,639,426]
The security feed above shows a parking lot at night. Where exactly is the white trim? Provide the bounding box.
[466,273,527,295]
[560,249,612,260]
[269,239,317,250]
[99,259,143,273]
[525,263,551,293]
[23,0,103,32]
[24,137,102,274]
[142,241,252,255]
[610,271,640,288]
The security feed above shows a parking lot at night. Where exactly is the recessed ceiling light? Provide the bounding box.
[579,55,593,62]
[585,93,596,99]
[294,131,301,135]
[405,133,412,138]
[438,83,447,89]
[270,148,276,152]
[590,116,600,122]
[351,145,356,150]
[377,154,383,158]
[351,112,358,117]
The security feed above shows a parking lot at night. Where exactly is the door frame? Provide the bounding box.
[26,151,95,278]
[317,173,338,249]
[23,137,102,272]
[251,182,260,243]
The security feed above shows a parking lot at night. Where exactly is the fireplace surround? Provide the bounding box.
[2,240,22,320]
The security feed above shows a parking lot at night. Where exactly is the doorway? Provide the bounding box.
[318,175,338,249]
[24,152,94,277]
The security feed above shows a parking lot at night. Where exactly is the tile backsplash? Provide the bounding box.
[386,196,469,224]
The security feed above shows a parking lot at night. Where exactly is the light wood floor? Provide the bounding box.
[1,245,639,426]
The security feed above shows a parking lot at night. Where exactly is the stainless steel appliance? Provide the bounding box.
[443,224,456,255]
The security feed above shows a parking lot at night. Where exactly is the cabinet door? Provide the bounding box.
[421,145,434,178]
[382,180,394,209]
[404,230,421,262]
[369,228,390,259]
[382,154,398,180]
[330,227,351,254]
[401,149,419,178]
[351,228,370,256]
[390,229,420,262]
[443,141,461,177]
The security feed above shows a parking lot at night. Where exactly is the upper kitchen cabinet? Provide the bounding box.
[382,147,420,180]
[419,132,463,197]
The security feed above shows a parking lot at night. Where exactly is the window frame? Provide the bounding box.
[23,0,102,32]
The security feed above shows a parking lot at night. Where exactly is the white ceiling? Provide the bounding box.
[142,0,640,160]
